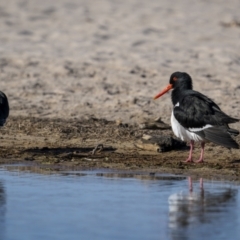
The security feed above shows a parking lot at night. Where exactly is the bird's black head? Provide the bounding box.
[154,72,193,100]
[169,72,193,90]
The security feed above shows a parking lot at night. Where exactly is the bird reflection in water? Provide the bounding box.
[168,177,237,240]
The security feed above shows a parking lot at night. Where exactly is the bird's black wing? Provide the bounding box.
[173,91,239,148]
[0,91,9,126]
[174,91,238,128]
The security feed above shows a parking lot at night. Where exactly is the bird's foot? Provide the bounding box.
[184,158,194,163]
[195,158,204,163]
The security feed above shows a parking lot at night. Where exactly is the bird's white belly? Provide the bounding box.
[171,111,203,142]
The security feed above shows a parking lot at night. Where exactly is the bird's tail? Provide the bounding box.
[201,126,239,149]
[228,128,239,137]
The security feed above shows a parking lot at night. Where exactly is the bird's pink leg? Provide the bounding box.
[185,140,194,162]
[195,142,205,163]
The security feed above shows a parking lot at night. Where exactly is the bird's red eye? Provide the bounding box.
[173,77,178,81]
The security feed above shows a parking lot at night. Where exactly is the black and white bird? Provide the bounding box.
[0,91,9,127]
[154,72,239,163]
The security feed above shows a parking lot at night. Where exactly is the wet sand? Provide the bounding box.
[0,0,240,179]
[0,116,239,181]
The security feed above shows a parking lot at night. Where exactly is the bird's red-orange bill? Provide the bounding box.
[154,84,173,100]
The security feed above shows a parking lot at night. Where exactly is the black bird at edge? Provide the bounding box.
[0,91,9,127]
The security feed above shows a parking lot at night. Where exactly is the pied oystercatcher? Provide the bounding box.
[154,72,239,163]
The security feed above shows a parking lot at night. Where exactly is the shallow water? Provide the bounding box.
[0,165,239,240]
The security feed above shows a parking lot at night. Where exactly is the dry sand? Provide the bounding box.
[0,0,240,178]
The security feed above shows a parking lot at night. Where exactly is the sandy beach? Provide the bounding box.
[0,0,240,178]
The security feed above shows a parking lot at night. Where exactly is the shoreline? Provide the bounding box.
[0,116,239,181]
